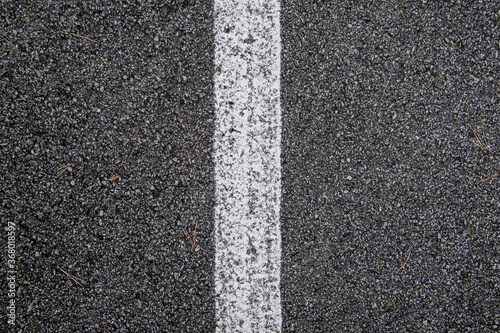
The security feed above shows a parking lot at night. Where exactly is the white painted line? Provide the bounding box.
[213,0,282,332]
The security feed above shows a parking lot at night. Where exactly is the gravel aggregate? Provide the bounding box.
[1,0,499,332]
[281,1,499,332]
[1,1,215,332]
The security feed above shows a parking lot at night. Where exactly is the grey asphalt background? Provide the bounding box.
[281,0,499,332]
[0,0,499,332]
[1,1,215,332]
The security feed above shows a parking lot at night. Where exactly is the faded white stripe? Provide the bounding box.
[213,0,282,332]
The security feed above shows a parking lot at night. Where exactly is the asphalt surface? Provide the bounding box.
[281,1,499,332]
[1,1,215,332]
[1,0,499,332]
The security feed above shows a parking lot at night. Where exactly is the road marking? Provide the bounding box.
[213,0,282,332]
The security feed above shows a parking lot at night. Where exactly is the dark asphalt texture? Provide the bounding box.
[0,0,499,332]
[281,1,499,332]
[1,1,215,332]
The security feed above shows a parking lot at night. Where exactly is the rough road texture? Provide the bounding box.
[1,1,215,332]
[1,0,499,332]
[281,1,500,332]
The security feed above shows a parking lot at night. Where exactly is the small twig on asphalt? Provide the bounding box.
[189,133,204,158]
[183,220,199,250]
[64,31,98,43]
[470,126,492,153]
[108,175,120,182]
[478,172,499,183]
[182,166,191,189]
[183,228,195,249]
[396,250,411,274]
[58,163,74,170]
[56,163,74,179]
[0,35,17,49]
[103,324,111,333]
[260,280,271,305]
[58,266,85,287]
